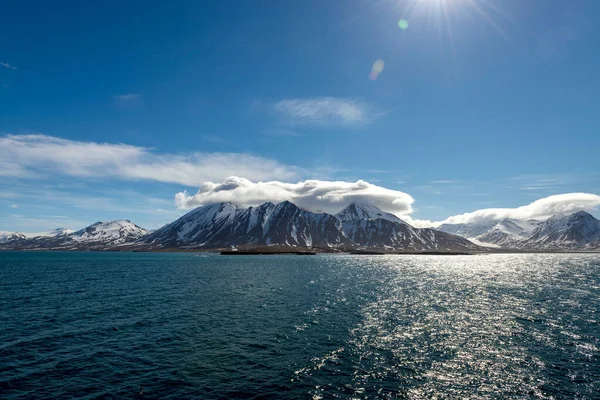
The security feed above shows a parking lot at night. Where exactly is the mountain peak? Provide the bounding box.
[70,219,149,244]
[336,203,407,225]
[568,210,594,220]
[525,210,600,249]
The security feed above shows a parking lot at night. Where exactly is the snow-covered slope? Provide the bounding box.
[24,228,74,238]
[140,201,351,248]
[437,218,541,248]
[336,203,407,225]
[0,231,26,243]
[472,219,537,247]
[69,220,148,244]
[438,212,600,250]
[0,221,148,249]
[337,203,477,251]
[436,221,499,239]
[523,211,600,249]
[138,201,477,251]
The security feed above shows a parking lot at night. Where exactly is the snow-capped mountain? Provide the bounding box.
[3,205,597,252]
[0,220,148,250]
[139,201,478,252]
[1,228,74,244]
[437,218,540,247]
[438,212,600,250]
[0,231,26,243]
[472,219,538,248]
[140,201,351,249]
[68,220,148,245]
[523,211,600,249]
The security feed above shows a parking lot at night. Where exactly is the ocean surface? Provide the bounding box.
[1,252,599,399]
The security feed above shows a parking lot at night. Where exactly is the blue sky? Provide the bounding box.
[1,0,599,232]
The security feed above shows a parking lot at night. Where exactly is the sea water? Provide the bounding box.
[1,252,598,399]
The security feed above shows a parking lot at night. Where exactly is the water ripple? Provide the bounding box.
[1,252,598,399]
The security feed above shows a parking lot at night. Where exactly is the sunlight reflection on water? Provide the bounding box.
[1,252,598,399]
[296,254,599,399]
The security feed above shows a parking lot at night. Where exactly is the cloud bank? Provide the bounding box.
[0,134,298,185]
[175,176,415,215]
[273,97,379,127]
[176,177,600,228]
[439,193,600,225]
[2,135,598,228]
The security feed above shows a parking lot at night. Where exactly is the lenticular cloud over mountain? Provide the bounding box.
[176,179,600,229]
[440,193,600,225]
[175,176,415,216]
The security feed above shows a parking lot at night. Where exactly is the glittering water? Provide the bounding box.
[1,252,599,399]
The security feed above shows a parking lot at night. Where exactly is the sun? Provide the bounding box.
[397,0,511,43]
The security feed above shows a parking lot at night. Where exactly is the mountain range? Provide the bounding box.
[1,202,599,252]
[437,211,600,250]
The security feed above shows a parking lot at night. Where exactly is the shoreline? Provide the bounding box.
[1,248,599,255]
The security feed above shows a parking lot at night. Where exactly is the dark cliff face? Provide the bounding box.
[259,201,350,248]
[139,201,352,249]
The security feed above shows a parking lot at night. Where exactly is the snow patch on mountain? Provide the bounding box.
[24,228,74,238]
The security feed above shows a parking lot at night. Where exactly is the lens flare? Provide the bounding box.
[398,19,409,30]
[369,59,385,80]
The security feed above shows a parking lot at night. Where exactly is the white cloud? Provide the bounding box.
[272,97,379,127]
[114,93,140,103]
[0,161,30,177]
[0,62,17,70]
[403,217,438,229]
[0,134,298,186]
[175,176,415,215]
[439,193,600,225]
[175,178,600,229]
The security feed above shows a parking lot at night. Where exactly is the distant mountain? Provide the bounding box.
[0,220,148,250]
[138,201,478,252]
[1,228,74,244]
[3,205,598,252]
[0,231,26,243]
[438,212,600,250]
[523,211,600,249]
[68,220,148,245]
[436,220,498,239]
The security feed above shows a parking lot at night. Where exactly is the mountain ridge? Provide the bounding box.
[2,203,599,251]
[437,212,600,250]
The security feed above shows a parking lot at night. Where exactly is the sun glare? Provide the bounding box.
[396,0,512,44]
